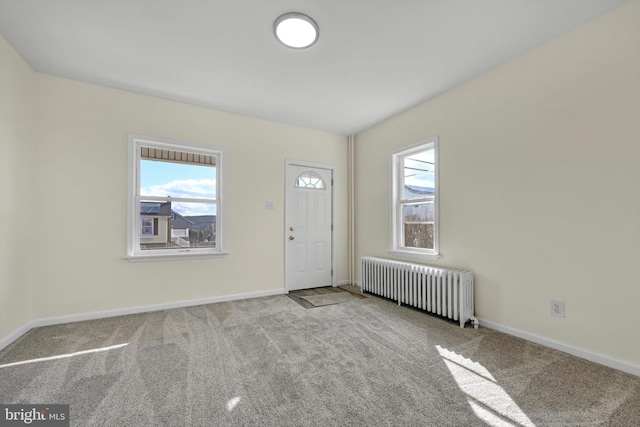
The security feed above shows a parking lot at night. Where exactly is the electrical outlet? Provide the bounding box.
[551,300,565,318]
[265,201,274,210]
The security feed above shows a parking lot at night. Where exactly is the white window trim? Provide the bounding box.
[389,136,440,261]
[125,134,228,262]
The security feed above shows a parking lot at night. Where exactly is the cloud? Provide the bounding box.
[141,179,216,199]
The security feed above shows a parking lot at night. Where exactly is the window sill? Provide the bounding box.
[388,249,440,262]
[124,252,229,262]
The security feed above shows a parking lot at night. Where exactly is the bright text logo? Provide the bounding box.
[0,405,68,427]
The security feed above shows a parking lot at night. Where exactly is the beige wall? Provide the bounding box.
[2,2,638,370]
[29,74,348,317]
[0,37,35,339]
[355,2,640,365]
[0,40,348,323]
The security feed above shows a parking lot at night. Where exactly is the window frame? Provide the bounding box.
[389,137,440,261]
[125,134,227,262]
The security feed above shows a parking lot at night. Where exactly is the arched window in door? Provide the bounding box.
[295,171,326,189]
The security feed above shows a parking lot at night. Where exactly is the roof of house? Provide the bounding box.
[171,212,195,229]
[140,201,172,217]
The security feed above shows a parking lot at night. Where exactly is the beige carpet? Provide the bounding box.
[0,287,638,426]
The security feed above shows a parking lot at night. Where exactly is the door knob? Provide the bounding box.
[289,236,295,240]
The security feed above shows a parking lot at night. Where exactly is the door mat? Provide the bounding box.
[300,292,362,307]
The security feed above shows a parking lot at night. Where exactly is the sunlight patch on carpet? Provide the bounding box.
[437,345,535,427]
[226,397,241,412]
[0,343,129,369]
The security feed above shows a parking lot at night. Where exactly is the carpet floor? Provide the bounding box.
[0,287,638,426]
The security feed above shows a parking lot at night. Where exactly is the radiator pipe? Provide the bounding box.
[348,134,356,287]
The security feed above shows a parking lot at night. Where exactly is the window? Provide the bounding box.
[126,134,226,261]
[390,137,439,260]
[295,171,326,189]
[140,218,156,236]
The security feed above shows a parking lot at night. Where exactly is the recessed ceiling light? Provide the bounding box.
[273,12,319,49]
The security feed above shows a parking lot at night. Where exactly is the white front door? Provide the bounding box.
[285,163,333,291]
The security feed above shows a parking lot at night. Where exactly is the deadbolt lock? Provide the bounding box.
[289,227,294,231]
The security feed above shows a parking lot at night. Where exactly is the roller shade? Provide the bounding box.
[141,146,216,166]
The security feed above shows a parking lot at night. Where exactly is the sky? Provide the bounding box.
[404,148,435,189]
[140,160,217,216]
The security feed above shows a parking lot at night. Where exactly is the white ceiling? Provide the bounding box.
[0,0,628,135]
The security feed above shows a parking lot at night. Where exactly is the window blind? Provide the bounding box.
[141,147,216,166]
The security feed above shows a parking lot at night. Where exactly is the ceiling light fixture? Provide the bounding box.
[273,12,319,49]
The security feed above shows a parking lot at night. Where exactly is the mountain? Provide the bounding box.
[184,215,216,231]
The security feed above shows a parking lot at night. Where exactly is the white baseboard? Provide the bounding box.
[0,288,287,353]
[336,280,353,286]
[478,317,640,377]
[4,291,636,378]
[0,322,33,354]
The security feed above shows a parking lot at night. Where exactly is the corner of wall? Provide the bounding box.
[0,35,36,343]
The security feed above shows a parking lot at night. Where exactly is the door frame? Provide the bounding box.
[284,159,337,292]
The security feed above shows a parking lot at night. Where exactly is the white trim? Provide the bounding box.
[0,288,287,353]
[387,249,440,261]
[285,159,337,290]
[478,317,640,377]
[336,280,352,286]
[286,159,336,171]
[7,292,635,377]
[138,195,217,204]
[0,322,33,353]
[348,135,356,288]
[126,133,227,260]
[390,137,440,259]
[123,252,230,262]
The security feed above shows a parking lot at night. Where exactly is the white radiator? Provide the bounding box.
[361,257,478,328]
